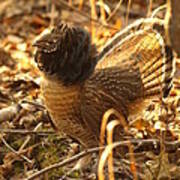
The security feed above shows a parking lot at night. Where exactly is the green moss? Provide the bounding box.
[32,134,70,178]
[69,170,81,178]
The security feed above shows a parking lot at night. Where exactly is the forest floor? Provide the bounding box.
[0,0,179,179]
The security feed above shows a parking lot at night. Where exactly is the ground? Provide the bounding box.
[0,0,179,179]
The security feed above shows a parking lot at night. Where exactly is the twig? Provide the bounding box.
[50,2,56,27]
[99,109,118,155]
[125,0,132,25]
[107,120,120,180]
[106,0,123,23]
[147,0,153,17]
[26,146,104,180]
[20,100,46,110]
[78,0,84,10]
[98,143,117,180]
[19,123,43,151]
[0,128,55,135]
[20,100,56,130]
[26,139,159,180]
[99,0,106,23]
[151,4,167,18]
[89,0,97,41]
[52,0,119,30]
[0,136,32,164]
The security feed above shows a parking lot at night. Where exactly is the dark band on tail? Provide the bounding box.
[163,45,174,97]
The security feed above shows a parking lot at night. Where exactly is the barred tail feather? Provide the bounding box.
[162,45,174,97]
[96,18,174,99]
[137,30,174,99]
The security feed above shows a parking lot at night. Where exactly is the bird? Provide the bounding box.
[34,18,174,150]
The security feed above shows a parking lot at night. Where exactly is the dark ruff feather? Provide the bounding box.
[34,22,97,85]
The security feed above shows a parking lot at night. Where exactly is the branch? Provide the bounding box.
[0,128,55,136]
[0,136,32,164]
[26,139,160,180]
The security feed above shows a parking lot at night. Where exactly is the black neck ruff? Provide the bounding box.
[34,22,97,85]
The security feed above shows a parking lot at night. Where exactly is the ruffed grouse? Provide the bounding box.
[34,18,174,149]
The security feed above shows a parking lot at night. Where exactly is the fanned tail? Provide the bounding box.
[96,18,174,99]
[133,27,174,99]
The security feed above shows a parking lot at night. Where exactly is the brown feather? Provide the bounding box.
[35,19,174,148]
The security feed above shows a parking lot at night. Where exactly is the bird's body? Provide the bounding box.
[34,19,174,148]
[41,75,97,147]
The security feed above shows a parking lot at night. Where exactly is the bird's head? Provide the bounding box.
[34,22,97,85]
